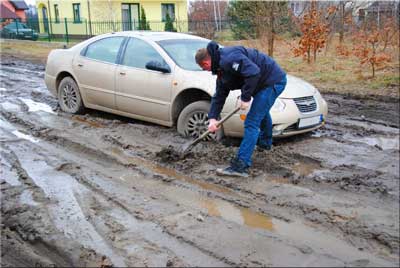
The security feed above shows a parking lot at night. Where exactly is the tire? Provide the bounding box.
[58,77,85,114]
[177,100,224,141]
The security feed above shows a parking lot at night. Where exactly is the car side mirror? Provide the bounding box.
[145,60,171,73]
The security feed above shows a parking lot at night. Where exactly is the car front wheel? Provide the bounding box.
[58,77,85,114]
[177,100,223,141]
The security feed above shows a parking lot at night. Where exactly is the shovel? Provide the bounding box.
[179,106,241,156]
[157,107,241,162]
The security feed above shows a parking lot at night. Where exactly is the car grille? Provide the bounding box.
[294,96,317,113]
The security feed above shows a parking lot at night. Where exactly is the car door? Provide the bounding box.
[115,37,173,122]
[73,36,125,110]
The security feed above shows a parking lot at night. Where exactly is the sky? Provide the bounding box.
[25,0,36,5]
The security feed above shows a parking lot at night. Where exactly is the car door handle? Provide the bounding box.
[119,72,126,75]
[77,63,83,67]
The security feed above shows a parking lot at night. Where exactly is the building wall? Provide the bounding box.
[36,0,188,35]
[15,10,27,21]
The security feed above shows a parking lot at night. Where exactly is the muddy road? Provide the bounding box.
[1,57,399,267]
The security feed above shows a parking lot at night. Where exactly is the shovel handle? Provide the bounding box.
[184,107,241,152]
[216,106,241,127]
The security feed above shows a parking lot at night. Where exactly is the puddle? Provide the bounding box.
[72,116,105,128]
[0,156,21,186]
[19,98,56,114]
[121,173,274,231]
[0,101,21,112]
[12,130,39,143]
[292,162,320,176]
[20,190,39,206]
[353,136,399,150]
[199,198,274,230]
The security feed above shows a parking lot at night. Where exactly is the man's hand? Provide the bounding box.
[208,118,220,133]
[240,100,251,110]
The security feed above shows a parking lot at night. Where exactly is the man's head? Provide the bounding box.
[195,48,212,71]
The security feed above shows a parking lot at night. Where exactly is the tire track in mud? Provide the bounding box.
[1,108,398,264]
[0,144,115,267]
[1,136,230,266]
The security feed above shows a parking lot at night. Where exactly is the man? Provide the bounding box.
[195,41,287,178]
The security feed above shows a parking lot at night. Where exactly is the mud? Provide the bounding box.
[1,56,399,267]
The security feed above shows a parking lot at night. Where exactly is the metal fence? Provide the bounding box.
[0,18,193,43]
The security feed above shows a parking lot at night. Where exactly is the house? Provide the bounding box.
[0,0,29,21]
[35,0,188,37]
[354,1,399,26]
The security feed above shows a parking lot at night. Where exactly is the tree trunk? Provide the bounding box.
[307,49,311,64]
[339,1,345,44]
[268,3,275,56]
[372,62,375,78]
[313,48,317,62]
[371,43,376,78]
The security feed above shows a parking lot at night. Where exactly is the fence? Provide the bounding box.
[0,18,193,43]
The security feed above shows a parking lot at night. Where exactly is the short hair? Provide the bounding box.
[195,48,209,64]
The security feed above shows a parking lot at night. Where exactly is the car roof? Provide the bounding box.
[108,31,209,42]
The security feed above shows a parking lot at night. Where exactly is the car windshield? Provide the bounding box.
[157,39,210,71]
[6,22,28,29]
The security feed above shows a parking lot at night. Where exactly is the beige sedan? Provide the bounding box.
[45,31,328,140]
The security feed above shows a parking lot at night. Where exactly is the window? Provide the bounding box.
[158,39,209,71]
[54,4,60,23]
[122,38,166,69]
[84,37,125,64]
[73,3,81,23]
[161,4,175,21]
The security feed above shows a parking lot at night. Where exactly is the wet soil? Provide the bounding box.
[1,56,399,267]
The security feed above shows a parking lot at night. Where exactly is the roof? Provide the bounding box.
[117,31,208,42]
[10,0,28,10]
[0,3,18,19]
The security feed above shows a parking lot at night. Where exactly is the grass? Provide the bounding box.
[0,39,78,64]
[1,35,399,99]
[224,36,399,99]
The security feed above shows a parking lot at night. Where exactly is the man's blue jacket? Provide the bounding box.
[207,41,286,119]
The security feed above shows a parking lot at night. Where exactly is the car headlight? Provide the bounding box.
[271,98,286,112]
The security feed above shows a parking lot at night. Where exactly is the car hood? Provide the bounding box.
[181,71,317,99]
[280,75,317,98]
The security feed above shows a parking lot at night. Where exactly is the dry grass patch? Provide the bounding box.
[223,36,399,99]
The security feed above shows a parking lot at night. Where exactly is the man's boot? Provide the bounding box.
[216,157,249,178]
[257,137,272,151]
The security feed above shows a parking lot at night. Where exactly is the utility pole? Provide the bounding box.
[217,0,222,31]
[212,0,219,31]
[87,0,92,36]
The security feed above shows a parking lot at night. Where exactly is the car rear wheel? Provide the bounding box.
[58,77,85,114]
[177,100,224,141]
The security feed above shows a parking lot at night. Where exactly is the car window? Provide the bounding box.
[157,39,210,71]
[84,37,125,64]
[6,23,27,29]
[122,38,166,69]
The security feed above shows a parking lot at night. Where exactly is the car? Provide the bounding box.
[45,31,328,140]
[0,21,38,41]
